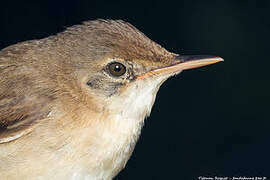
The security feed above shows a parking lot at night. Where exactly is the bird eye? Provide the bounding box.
[107,62,126,77]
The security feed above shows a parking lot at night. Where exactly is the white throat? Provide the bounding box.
[66,76,170,180]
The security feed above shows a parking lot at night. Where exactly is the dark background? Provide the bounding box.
[1,0,269,179]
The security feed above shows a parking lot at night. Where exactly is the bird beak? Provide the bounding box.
[137,55,223,79]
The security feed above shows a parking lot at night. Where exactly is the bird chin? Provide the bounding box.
[108,74,171,125]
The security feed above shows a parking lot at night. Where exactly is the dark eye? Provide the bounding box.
[107,62,126,77]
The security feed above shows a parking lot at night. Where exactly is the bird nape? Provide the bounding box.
[0,19,223,180]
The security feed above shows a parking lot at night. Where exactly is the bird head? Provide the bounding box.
[48,20,223,123]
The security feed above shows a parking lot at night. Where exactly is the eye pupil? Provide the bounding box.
[114,65,121,72]
[107,62,126,77]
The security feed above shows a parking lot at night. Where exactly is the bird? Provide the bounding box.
[0,19,223,180]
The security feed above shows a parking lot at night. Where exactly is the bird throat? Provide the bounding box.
[89,75,169,179]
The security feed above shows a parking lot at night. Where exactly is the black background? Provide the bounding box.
[1,0,269,179]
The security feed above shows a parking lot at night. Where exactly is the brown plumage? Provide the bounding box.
[0,19,222,180]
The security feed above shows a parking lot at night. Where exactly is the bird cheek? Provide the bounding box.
[86,77,124,98]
